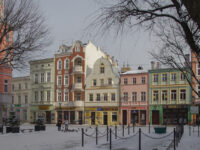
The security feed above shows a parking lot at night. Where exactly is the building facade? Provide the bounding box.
[149,64,192,125]
[85,57,120,125]
[54,41,105,124]
[30,58,55,123]
[8,76,31,123]
[120,68,149,125]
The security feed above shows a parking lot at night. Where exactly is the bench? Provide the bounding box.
[154,127,166,134]
[21,129,34,133]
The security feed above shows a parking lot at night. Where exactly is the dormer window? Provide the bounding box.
[100,63,105,74]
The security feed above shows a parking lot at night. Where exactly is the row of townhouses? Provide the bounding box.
[2,40,200,126]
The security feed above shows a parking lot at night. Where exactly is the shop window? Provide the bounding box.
[112,112,117,122]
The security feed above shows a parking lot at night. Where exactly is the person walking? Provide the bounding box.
[57,119,62,131]
[64,119,68,132]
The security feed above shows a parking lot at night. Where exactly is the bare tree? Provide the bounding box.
[91,0,200,99]
[0,0,50,68]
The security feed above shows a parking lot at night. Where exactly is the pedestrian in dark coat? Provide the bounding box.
[57,119,62,131]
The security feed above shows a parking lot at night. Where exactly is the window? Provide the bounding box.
[181,73,186,80]
[142,77,145,84]
[104,93,108,101]
[153,74,158,82]
[40,91,44,101]
[96,93,100,101]
[77,76,81,83]
[89,94,93,101]
[108,78,112,85]
[171,73,176,81]
[25,95,28,104]
[64,91,68,101]
[18,83,21,90]
[18,95,21,104]
[180,89,186,100]
[47,91,50,101]
[47,72,51,82]
[65,59,69,69]
[100,79,104,86]
[162,74,167,82]
[153,91,159,101]
[58,92,61,102]
[132,92,137,102]
[100,66,105,74]
[198,65,200,75]
[35,74,38,84]
[141,92,146,101]
[162,90,167,101]
[171,90,177,101]
[41,73,45,83]
[58,60,62,70]
[75,93,81,101]
[133,78,136,84]
[35,91,38,102]
[112,112,117,122]
[123,92,128,101]
[25,83,28,89]
[57,76,62,85]
[65,75,69,85]
[4,80,9,93]
[124,78,128,85]
[93,79,97,86]
[111,93,115,101]
[12,84,14,91]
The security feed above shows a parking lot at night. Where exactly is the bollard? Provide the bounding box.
[133,122,135,133]
[189,125,191,136]
[82,128,84,147]
[110,128,112,150]
[174,128,176,150]
[115,125,117,139]
[96,126,98,145]
[139,128,141,150]
[128,124,130,135]
[198,124,199,137]
[107,125,109,142]
[149,122,150,133]
[122,125,124,137]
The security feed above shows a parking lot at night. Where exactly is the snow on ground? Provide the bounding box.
[176,125,200,150]
[0,124,177,150]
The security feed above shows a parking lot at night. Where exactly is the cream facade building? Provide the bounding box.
[85,57,120,125]
[9,76,31,123]
[30,58,56,123]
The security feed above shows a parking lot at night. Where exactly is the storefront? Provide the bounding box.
[163,105,190,125]
[85,107,119,126]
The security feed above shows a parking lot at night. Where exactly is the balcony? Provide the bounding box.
[55,101,84,108]
[72,83,83,91]
[0,93,12,105]
[73,65,83,74]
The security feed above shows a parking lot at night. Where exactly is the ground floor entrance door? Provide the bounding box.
[152,110,160,125]
[123,110,127,125]
[103,112,108,125]
[78,111,83,124]
[91,112,95,125]
[70,111,75,124]
[46,111,51,123]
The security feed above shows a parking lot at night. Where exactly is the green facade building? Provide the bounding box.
[149,66,192,125]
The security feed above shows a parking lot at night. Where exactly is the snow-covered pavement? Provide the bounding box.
[0,124,177,150]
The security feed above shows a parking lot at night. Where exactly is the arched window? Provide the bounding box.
[58,60,62,70]
[65,59,69,69]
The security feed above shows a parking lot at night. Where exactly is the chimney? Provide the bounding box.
[156,62,160,69]
[138,66,143,70]
[121,64,131,73]
[151,61,155,70]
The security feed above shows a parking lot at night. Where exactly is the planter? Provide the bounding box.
[12,127,20,133]
[154,127,166,134]
[6,126,12,133]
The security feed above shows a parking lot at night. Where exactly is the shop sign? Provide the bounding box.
[85,107,97,111]
[131,110,138,113]
[190,106,199,114]
[97,107,102,111]
[39,106,50,110]
[102,107,118,111]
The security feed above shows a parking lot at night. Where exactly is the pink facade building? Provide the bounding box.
[120,68,149,125]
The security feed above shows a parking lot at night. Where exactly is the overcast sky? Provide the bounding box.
[14,0,155,77]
